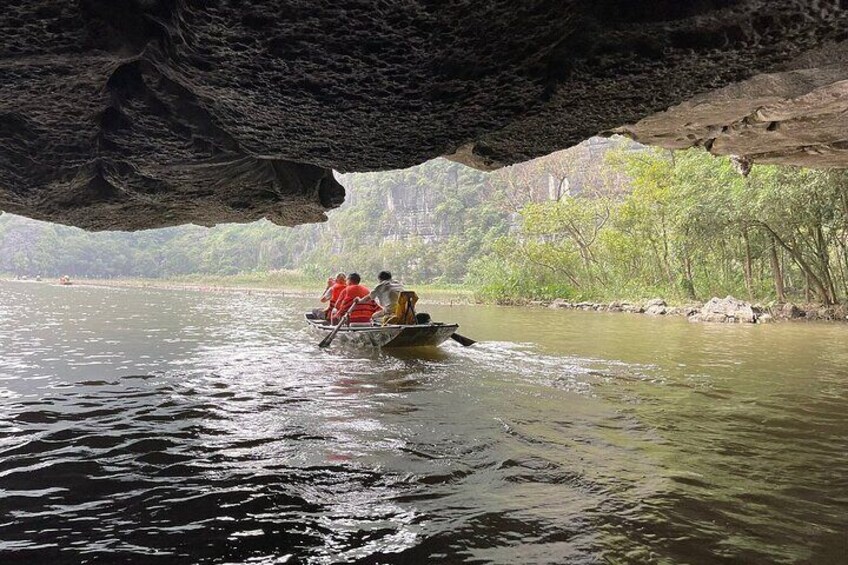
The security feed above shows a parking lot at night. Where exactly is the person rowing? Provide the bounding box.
[316,271,477,348]
[365,271,404,324]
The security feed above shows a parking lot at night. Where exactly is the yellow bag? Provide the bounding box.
[384,291,418,325]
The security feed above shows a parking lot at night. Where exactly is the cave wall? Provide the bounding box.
[1,1,847,230]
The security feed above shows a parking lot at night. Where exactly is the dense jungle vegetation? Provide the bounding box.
[3,139,848,305]
[474,149,848,305]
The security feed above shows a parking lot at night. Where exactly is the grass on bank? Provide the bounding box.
[51,270,474,304]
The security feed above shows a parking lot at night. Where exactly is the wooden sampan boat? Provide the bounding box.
[305,313,459,348]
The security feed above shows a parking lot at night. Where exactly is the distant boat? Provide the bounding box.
[305,313,458,348]
[59,276,72,285]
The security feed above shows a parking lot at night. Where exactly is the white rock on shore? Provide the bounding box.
[689,296,757,324]
[542,294,844,324]
[644,298,667,316]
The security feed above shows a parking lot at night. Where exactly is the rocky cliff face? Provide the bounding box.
[382,182,441,243]
[1,1,847,230]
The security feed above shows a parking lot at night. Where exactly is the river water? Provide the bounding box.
[0,281,846,564]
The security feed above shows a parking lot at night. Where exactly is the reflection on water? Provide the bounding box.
[0,281,846,564]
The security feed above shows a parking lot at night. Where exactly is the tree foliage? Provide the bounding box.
[472,145,848,304]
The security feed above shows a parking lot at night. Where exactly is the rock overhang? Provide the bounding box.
[1,0,847,230]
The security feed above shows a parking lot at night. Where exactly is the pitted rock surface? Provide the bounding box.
[1,1,847,230]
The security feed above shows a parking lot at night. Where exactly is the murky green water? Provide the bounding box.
[1,281,846,564]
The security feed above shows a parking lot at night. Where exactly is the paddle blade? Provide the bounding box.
[318,333,335,348]
[450,332,476,347]
[319,311,351,348]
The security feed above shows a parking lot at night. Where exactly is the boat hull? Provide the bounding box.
[305,314,458,348]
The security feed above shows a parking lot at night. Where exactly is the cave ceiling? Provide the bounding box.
[1,1,847,230]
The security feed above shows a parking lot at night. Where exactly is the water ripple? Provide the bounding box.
[1,282,846,563]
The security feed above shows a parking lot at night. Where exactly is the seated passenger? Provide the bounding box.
[332,273,380,324]
[312,272,346,320]
[366,271,405,324]
[322,273,347,317]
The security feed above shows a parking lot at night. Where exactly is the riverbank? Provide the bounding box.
[45,277,474,306]
[536,296,848,323]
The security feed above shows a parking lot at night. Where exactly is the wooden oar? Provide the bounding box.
[450,332,476,347]
[319,299,359,348]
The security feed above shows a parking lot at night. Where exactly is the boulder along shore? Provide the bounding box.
[535,296,848,324]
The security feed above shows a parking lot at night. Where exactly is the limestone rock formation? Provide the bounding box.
[690,296,758,323]
[644,298,668,316]
[612,57,848,168]
[1,1,848,230]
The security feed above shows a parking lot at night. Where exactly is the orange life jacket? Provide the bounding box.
[328,282,347,309]
[333,284,380,323]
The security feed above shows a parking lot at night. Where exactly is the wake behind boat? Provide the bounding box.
[305,313,459,348]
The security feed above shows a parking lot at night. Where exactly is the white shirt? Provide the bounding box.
[367,280,404,310]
